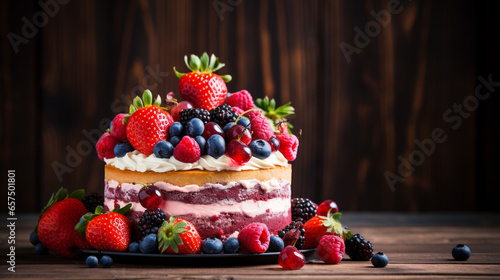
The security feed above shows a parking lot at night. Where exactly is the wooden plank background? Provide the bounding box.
[1,0,499,213]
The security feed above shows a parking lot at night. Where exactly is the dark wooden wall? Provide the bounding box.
[2,0,499,213]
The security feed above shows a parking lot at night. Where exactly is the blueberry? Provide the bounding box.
[201,237,223,254]
[100,255,113,268]
[223,122,234,133]
[236,117,251,129]
[207,135,225,158]
[170,136,181,147]
[452,244,471,261]
[195,136,207,155]
[35,243,49,255]
[127,242,140,253]
[114,142,134,158]
[267,235,284,252]
[169,122,184,137]
[249,139,272,159]
[139,234,158,254]
[30,231,40,246]
[223,237,240,254]
[371,252,389,267]
[186,118,204,137]
[153,141,174,158]
[86,255,99,268]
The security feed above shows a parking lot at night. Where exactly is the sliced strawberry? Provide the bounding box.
[174,53,231,111]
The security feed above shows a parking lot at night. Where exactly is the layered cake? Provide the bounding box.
[97,53,299,241]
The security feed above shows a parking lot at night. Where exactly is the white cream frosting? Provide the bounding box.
[104,150,288,172]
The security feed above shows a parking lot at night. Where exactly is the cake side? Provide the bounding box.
[104,165,292,240]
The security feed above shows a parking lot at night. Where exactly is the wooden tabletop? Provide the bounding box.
[1,213,500,279]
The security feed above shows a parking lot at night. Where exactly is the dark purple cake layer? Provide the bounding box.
[104,180,291,205]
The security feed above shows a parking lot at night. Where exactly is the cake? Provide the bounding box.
[97,53,299,241]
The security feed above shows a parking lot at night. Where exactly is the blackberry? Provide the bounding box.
[138,208,167,238]
[82,193,104,213]
[209,104,238,127]
[180,108,210,126]
[278,221,305,249]
[345,233,374,261]
[291,198,317,223]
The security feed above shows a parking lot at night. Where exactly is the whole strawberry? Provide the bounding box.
[125,90,174,156]
[158,216,201,254]
[302,212,350,249]
[37,188,91,258]
[174,53,231,111]
[76,204,132,252]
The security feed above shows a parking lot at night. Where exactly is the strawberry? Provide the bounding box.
[174,53,232,111]
[124,90,174,156]
[225,90,254,111]
[37,188,91,258]
[76,204,132,252]
[96,132,119,161]
[302,212,351,249]
[158,216,201,254]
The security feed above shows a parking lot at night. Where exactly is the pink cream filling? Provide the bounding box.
[105,178,291,218]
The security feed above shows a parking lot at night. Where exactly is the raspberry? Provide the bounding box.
[317,235,345,264]
[225,90,254,111]
[110,113,128,141]
[291,198,317,223]
[96,132,119,161]
[345,234,374,261]
[231,106,244,115]
[138,208,167,238]
[82,193,104,213]
[277,133,299,161]
[238,222,270,253]
[250,113,274,141]
[173,136,201,163]
[179,108,210,126]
